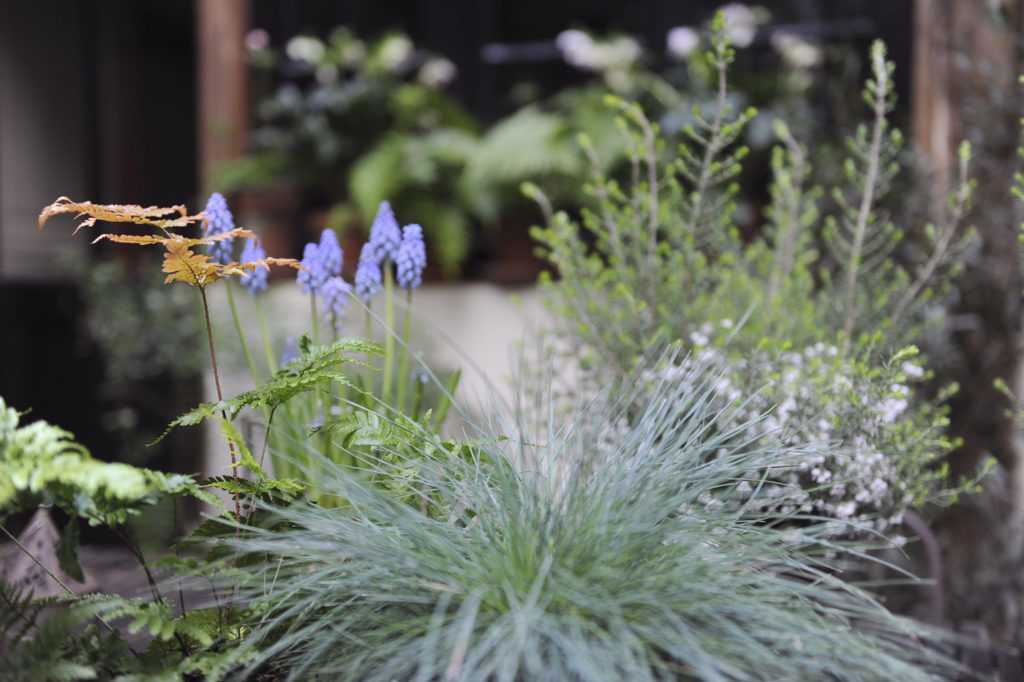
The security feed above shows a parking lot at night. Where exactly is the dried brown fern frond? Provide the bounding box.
[92,229,301,287]
[37,196,202,233]
[161,240,301,288]
[39,196,303,288]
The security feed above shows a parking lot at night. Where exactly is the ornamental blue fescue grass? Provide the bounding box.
[216,352,958,681]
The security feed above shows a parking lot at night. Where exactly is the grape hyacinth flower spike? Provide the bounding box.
[354,242,383,301]
[318,228,343,277]
[296,242,328,294]
[396,224,427,290]
[320,276,353,331]
[280,336,299,366]
[239,237,268,294]
[368,200,402,263]
[203,192,236,264]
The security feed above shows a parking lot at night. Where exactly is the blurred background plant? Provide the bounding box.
[216,27,479,275]
[73,254,206,464]
[530,26,980,537]
[216,6,878,280]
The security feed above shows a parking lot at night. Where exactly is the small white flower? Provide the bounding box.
[419,58,456,87]
[377,34,413,71]
[721,3,758,47]
[901,361,924,380]
[835,501,857,519]
[286,35,325,64]
[690,331,709,346]
[667,26,700,58]
[556,29,592,57]
[771,31,822,68]
[246,28,270,52]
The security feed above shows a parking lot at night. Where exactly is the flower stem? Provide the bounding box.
[362,304,374,402]
[309,293,320,345]
[382,264,395,405]
[226,279,260,385]
[396,288,413,414]
[198,285,241,519]
[256,297,277,375]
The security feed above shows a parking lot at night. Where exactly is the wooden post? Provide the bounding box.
[197,0,248,194]
[913,1,1024,657]
[912,0,1022,476]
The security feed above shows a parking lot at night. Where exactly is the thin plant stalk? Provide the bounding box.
[382,264,395,405]
[225,279,261,384]
[197,285,242,519]
[396,289,413,414]
[256,295,278,375]
[309,294,320,345]
[362,304,375,401]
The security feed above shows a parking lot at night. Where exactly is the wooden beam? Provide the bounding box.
[197,0,248,194]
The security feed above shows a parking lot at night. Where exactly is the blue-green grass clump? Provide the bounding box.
[216,354,956,681]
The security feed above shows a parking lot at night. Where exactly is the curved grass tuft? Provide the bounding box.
[214,353,958,681]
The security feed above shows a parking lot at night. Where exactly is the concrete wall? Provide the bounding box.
[202,282,552,477]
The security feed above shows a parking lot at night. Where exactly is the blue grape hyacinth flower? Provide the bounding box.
[297,242,328,294]
[320,276,352,330]
[203,192,236,265]
[396,224,427,290]
[354,242,383,301]
[280,336,299,366]
[239,238,268,294]
[318,228,343,277]
[368,201,402,262]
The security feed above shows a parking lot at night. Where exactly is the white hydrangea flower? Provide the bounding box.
[667,26,700,59]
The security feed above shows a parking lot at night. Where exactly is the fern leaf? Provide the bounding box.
[37,196,201,233]
[158,337,381,440]
[0,397,209,525]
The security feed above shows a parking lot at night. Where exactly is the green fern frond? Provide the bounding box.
[0,397,206,526]
[159,336,381,439]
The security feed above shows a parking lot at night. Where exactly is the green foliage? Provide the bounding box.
[0,397,204,526]
[531,29,977,529]
[161,336,379,437]
[219,27,478,274]
[217,356,959,681]
[0,579,129,681]
[350,128,478,274]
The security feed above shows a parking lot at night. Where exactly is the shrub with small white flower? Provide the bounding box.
[532,18,978,533]
[656,325,954,536]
